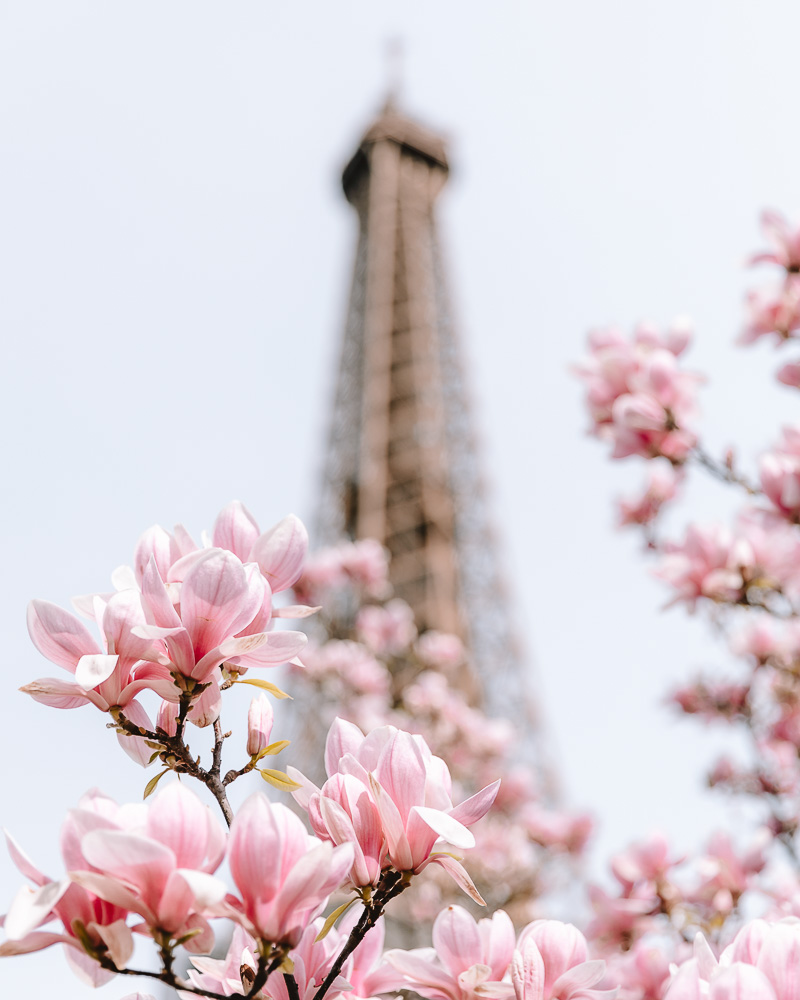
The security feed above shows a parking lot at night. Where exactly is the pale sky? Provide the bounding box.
[3,2,800,996]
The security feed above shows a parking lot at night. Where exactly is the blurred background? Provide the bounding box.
[3,1,800,994]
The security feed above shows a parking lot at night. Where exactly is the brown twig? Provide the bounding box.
[112,706,234,827]
[312,869,411,1000]
[693,447,761,495]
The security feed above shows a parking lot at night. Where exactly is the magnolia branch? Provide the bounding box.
[692,446,761,496]
[112,705,234,827]
[99,942,284,1000]
[313,870,411,1000]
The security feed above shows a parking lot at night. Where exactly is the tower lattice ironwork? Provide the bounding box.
[317,100,550,776]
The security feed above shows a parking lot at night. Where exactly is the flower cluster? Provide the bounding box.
[289,718,499,901]
[22,502,312,771]
[287,540,592,929]
[386,906,613,1000]
[573,321,701,462]
[2,717,509,995]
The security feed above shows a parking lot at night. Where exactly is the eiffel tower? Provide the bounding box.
[316,98,549,769]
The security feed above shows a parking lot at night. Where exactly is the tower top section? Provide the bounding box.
[342,102,449,204]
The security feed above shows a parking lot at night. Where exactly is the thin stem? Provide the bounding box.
[312,870,410,1000]
[99,962,231,1000]
[101,945,285,1000]
[693,446,761,496]
[113,708,234,827]
[284,973,301,1000]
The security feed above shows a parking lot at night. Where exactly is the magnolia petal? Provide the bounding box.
[251,514,308,593]
[412,806,475,851]
[225,630,307,669]
[179,912,215,954]
[386,948,460,998]
[93,918,134,969]
[80,831,174,904]
[71,592,110,620]
[448,780,501,828]
[433,905,483,979]
[64,944,117,987]
[271,605,321,619]
[511,940,545,1000]
[175,869,228,908]
[286,766,321,810]
[5,881,70,939]
[369,776,412,871]
[324,719,368,777]
[69,870,153,922]
[111,564,138,592]
[212,500,260,561]
[186,682,222,728]
[19,677,94,710]
[0,930,74,955]
[117,700,156,767]
[75,653,119,691]
[27,600,102,672]
[550,960,606,996]
[4,830,49,887]
[425,854,485,905]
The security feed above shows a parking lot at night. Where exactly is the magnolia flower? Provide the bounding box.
[1,790,139,986]
[226,793,354,947]
[750,210,800,272]
[510,925,615,1000]
[70,782,226,950]
[134,549,307,686]
[290,719,500,900]
[387,906,515,1000]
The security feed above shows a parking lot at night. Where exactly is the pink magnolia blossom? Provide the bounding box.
[356,599,418,656]
[69,782,226,949]
[665,956,777,1000]
[23,593,174,713]
[184,924,261,997]
[135,549,307,687]
[777,360,800,389]
[617,461,683,527]
[510,923,615,1000]
[294,539,391,605]
[522,806,593,856]
[289,719,500,900]
[1,790,139,986]
[657,523,745,607]
[586,885,655,949]
[574,322,700,463]
[300,640,391,699]
[133,503,308,597]
[749,210,800,272]
[761,427,800,520]
[344,912,405,1000]
[741,281,800,345]
[662,922,800,1000]
[655,510,800,609]
[225,793,354,947]
[610,833,684,890]
[604,940,672,1000]
[263,918,353,1000]
[415,632,466,671]
[687,831,768,912]
[386,905,515,1000]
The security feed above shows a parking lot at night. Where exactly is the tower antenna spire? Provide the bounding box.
[383,36,403,111]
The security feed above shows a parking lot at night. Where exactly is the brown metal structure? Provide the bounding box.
[318,100,547,756]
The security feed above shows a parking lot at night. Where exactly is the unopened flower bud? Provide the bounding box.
[247,694,274,756]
